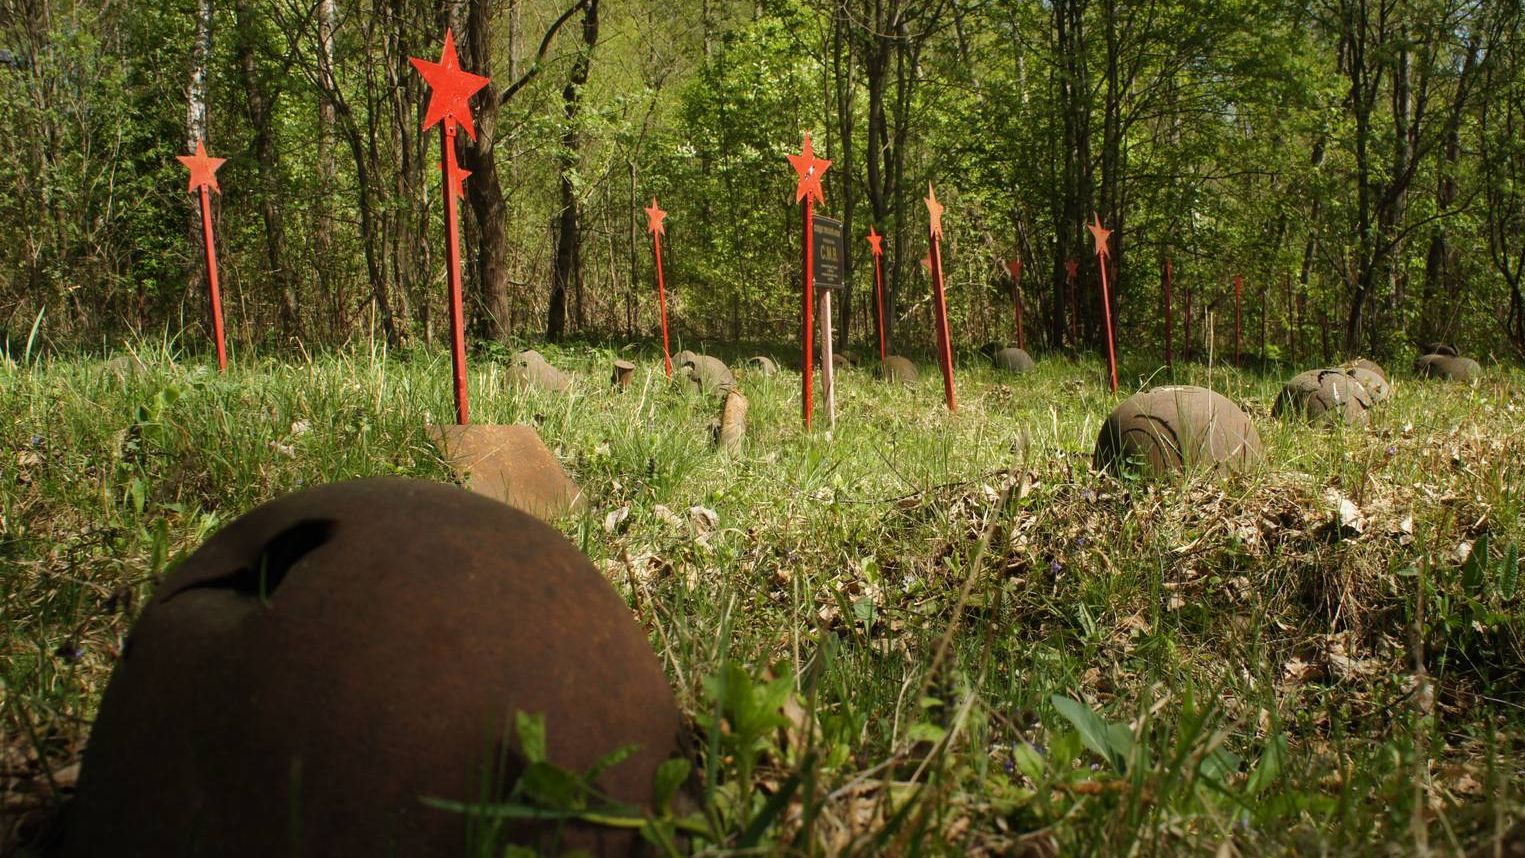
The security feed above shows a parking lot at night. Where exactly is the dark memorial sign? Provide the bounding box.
[813,216,845,291]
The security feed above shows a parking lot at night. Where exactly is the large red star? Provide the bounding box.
[1088,213,1113,259]
[786,132,830,204]
[645,197,667,236]
[1064,258,1080,280]
[925,184,946,238]
[409,29,491,141]
[177,139,226,194]
[1007,257,1023,280]
[867,227,883,256]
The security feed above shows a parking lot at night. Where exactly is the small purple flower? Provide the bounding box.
[1385,446,1396,457]
[55,643,83,662]
[1075,536,1088,549]
[1081,489,1097,502]
[1003,758,1016,774]
[1049,559,1063,575]
[30,435,42,447]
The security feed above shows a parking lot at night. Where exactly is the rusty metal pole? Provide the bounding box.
[646,198,672,377]
[442,124,469,424]
[1090,215,1118,393]
[1163,257,1173,371]
[870,230,887,365]
[1009,258,1025,352]
[196,185,227,372]
[802,195,815,428]
[1234,274,1243,367]
[926,186,956,412]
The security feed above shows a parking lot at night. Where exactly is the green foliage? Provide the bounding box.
[4,346,1524,854]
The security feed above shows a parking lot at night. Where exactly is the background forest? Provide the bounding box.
[2,0,1525,363]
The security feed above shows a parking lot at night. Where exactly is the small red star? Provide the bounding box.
[177,139,226,194]
[1088,213,1113,259]
[1007,258,1023,280]
[925,184,945,238]
[867,227,883,256]
[437,142,471,199]
[409,29,491,141]
[437,159,471,199]
[1064,258,1080,280]
[786,132,831,204]
[645,197,667,236]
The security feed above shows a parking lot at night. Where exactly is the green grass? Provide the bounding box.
[2,340,1522,855]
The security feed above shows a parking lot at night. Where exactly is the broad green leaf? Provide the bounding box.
[1246,733,1288,795]
[515,711,547,764]
[1051,694,1125,773]
[652,757,690,812]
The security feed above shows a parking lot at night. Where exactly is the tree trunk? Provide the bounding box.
[548,0,598,340]
[1053,0,1092,348]
[461,0,513,340]
[186,0,213,305]
[235,0,299,338]
[315,0,340,336]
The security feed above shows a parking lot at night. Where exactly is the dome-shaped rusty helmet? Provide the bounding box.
[63,478,681,857]
[1095,386,1262,477]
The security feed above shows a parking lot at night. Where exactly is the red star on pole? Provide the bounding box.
[409,29,491,141]
[438,156,471,199]
[645,197,667,236]
[1088,214,1113,259]
[447,164,471,199]
[177,139,226,194]
[867,227,883,257]
[786,132,831,204]
[925,184,945,238]
[1065,258,1080,280]
[1007,258,1023,279]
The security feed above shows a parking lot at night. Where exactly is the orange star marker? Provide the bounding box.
[178,139,226,194]
[410,29,490,141]
[788,132,832,429]
[925,183,956,412]
[411,28,490,424]
[925,184,946,238]
[1089,214,1119,392]
[177,138,228,372]
[787,132,831,204]
[645,197,673,376]
[868,227,887,364]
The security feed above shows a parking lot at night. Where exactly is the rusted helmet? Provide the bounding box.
[1342,362,1390,403]
[1094,386,1262,477]
[1414,353,1480,381]
[993,347,1034,373]
[63,478,682,858]
[877,355,919,383]
[747,355,778,376]
[1273,368,1373,427]
[508,350,573,392]
[679,354,735,395]
[1347,357,1387,382]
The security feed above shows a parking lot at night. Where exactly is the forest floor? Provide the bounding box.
[1,339,1522,856]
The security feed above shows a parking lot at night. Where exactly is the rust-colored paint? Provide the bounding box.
[177,139,228,372]
[410,29,490,425]
[926,184,956,412]
[645,198,672,377]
